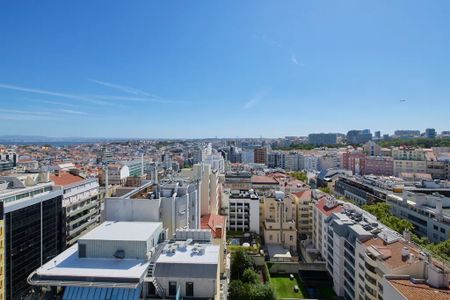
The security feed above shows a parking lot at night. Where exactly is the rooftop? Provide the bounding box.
[251,175,279,184]
[80,221,162,242]
[387,279,450,300]
[33,244,149,281]
[315,196,343,217]
[50,172,85,186]
[157,243,219,265]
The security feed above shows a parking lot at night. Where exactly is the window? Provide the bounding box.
[269,235,272,241]
[290,235,293,241]
[186,282,194,297]
[440,228,445,233]
[169,281,177,296]
[79,244,86,258]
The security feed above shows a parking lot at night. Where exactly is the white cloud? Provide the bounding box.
[89,79,156,97]
[244,97,259,109]
[291,54,299,65]
[58,109,87,115]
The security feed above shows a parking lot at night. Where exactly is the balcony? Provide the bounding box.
[68,201,98,217]
[68,208,98,227]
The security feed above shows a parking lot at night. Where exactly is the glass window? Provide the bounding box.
[186,282,194,297]
[169,281,177,296]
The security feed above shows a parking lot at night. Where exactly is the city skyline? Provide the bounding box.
[1,1,450,138]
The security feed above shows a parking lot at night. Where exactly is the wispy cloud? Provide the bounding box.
[244,97,259,109]
[0,109,57,121]
[86,94,177,104]
[0,83,111,106]
[89,79,157,97]
[58,109,88,115]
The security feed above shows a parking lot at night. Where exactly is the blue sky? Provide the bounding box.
[0,1,449,138]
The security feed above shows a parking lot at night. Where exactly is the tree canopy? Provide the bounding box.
[230,249,256,280]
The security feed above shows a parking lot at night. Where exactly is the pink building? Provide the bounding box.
[365,156,393,176]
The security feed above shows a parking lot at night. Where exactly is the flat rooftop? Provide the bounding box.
[80,221,162,242]
[156,243,219,265]
[34,244,149,280]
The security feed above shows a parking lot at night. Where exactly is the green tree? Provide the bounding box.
[230,249,255,280]
[229,280,276,300]
[242,268,259,284]
[319,186,331,194]
[289,171,307,182]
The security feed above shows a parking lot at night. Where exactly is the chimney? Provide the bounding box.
[401,247,410,261]
[403,230,411,242]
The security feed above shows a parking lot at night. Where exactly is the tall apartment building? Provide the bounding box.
[308,133,338,146]
[262,191,297,253]
[304,155,319,171]
[284,152,304,171]
[0,173,63,300]
[192,164,220,216]
[267,151,285,169]
[50,172,100,247]
[363,141,382,156]
[254,147,268,165]
[392,147,427,176]
[312,196,449,300]
[222,189,260,233]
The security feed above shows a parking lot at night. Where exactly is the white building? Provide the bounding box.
[222,189,260,233]
[387,191,450,243]
[304,155,319,171]
[284,152,304,171]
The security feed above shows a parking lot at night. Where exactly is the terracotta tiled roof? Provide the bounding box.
[315,197,343,217]
[363,238,422,269]
[251,175,278,184]
[50,173,84,187]
[388,279,450,300]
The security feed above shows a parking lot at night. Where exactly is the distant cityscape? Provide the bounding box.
[0,127,449,300]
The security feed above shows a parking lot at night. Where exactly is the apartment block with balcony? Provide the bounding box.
[392,147,427,176]
[293,190,313,240]
[50,172,100,247]
[222,189,260,234]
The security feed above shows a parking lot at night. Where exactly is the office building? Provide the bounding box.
[394,130,421,139]
[425,128,437,139]
[222,189,260,233]
[347,130,372,145]
[50,172,100,247]
[0,173,63,300]
[308,133,338,146]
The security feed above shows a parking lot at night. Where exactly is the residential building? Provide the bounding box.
[363,141,382,156]
[251,175,280,192]
[386,191,450,243]
[267,151,285,169]
[254,147,268,165]
[0,151,16,172]
[0,173,63,300]
[224,171,252,189]
[308,133,338,146]
[319,153,341,171]
[392,147,427,176]
[365,156,393,176]
[222,189,260,233]
[284,152,304,171]
[262,191,297,258]
[342,152,366,175]
[292,190,313,240]
[304,155,319,171]
[50,172,100,247]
